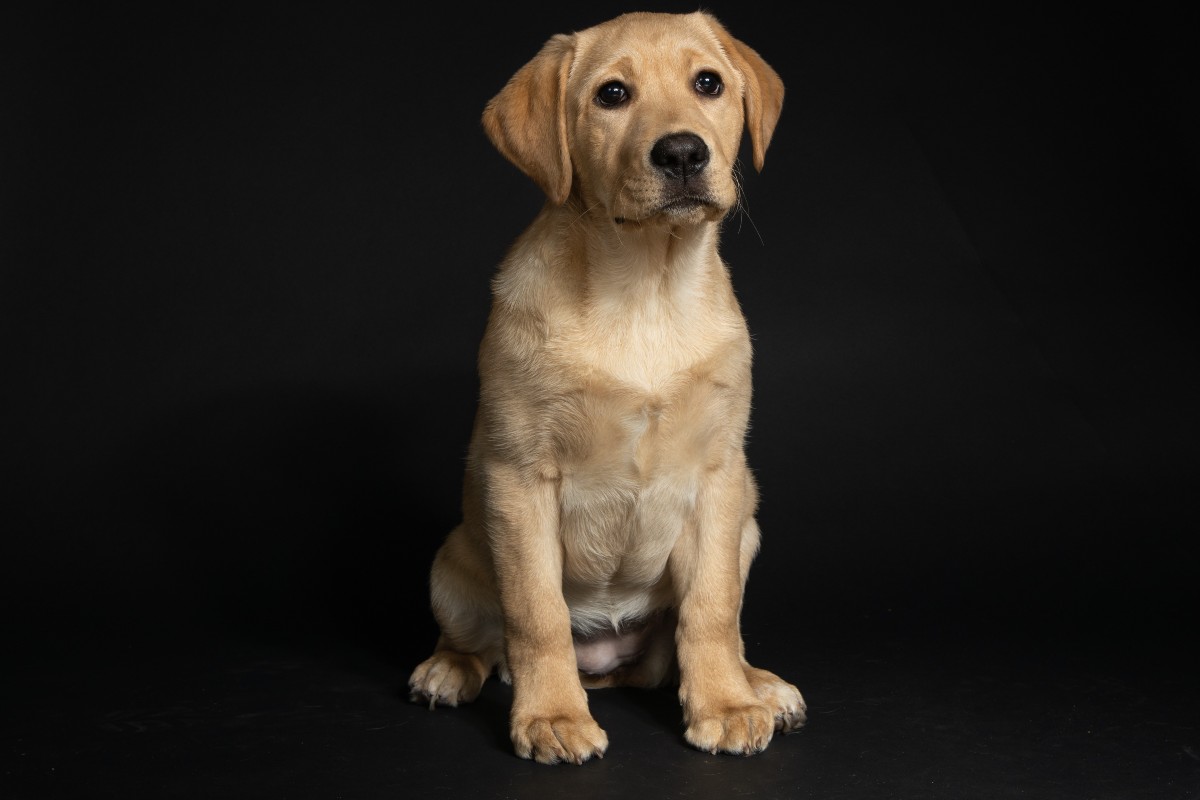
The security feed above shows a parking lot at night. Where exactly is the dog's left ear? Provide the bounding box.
[703,15,785,172]
[482,34,576,205]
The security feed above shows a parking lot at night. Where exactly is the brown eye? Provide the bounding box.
[694,71,723,96]
[596,81,629,107]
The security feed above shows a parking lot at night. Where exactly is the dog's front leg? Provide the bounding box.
[671,457,775,755]
[486,462,608,765]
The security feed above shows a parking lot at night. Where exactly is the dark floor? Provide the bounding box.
[5,478,1197,798]
[5,600,1198,800]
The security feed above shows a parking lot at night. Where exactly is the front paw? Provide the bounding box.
[683,699,775,755]
[511,711,608,765]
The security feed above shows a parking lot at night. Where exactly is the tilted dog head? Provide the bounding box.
[482,11,784,227]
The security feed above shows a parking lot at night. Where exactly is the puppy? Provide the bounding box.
[409,11,804,764]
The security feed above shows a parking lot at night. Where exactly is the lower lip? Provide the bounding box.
[662,199,707,211]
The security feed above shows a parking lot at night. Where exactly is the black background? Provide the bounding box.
[3,2,1198,798]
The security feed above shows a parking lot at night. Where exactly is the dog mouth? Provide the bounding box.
[657,195,716,214]
[614,195,720,225]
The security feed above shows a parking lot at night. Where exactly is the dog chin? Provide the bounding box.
[615,198,726,227]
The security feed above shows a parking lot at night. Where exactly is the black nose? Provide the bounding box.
[650,133,709,180]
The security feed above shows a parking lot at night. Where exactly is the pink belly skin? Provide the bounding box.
[573,626,652,675]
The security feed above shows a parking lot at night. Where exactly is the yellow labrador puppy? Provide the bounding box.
[409,11,804,764]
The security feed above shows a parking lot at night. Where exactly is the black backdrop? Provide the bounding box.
[4,0,1197,702]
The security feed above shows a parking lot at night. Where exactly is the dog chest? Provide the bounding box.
[553,371,739,591]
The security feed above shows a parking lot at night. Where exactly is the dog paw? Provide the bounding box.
[511,711,608,765]
[744,666,807,733]
[408,651,487,709]
[683,699,776,755]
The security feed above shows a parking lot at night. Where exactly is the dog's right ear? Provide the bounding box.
[482,34,575,206]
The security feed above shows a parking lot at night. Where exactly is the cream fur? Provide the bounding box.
[408,11,804,764]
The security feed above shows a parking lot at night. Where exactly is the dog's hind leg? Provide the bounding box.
[409,524,506,707]
[742,665,806,733]
[409,638,497,708]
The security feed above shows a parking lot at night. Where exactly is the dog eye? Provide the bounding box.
[694,71,723,97]
[596,81,629,107]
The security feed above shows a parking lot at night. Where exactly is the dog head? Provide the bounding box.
[482,12,784,227]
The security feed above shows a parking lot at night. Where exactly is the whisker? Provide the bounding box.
[570,199,605,228]
[731,158,765,246]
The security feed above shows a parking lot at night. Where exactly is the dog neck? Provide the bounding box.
[493,199,735,330]
[566,199,727,314]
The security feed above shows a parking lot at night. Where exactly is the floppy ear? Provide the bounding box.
[704,15,785,172]
[481,34,576,205]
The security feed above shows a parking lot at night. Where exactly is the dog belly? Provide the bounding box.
[573,624,654,675]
